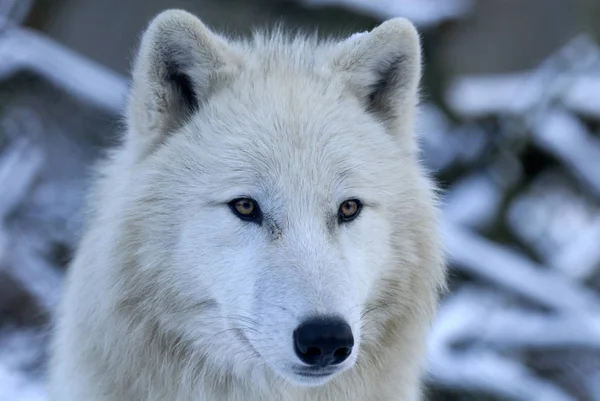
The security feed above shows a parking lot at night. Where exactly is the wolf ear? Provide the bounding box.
[330,18,422,131]
[127,9,240,155]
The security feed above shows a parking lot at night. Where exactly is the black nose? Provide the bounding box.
[293,317,354,367]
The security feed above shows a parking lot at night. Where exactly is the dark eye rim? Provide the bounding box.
[338,198,363,223]
[228,197,263,224]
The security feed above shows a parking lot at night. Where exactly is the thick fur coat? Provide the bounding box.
[48,9,446,401]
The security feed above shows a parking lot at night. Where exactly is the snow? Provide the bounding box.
[0,28,127,114]
[428,287,579,401]
[446,35,600,120]
[562,74,600,118]
[551,222,600,281]
[417,104,489,173]
[0,366,47,401]
[533,109,600,197]
[435,32,600,400]
[446,72,542,118]
[0,329,48,401]
[442,221,600,313]
[506,170,600,279]
[298,0,474,28]
[442,173,503,230]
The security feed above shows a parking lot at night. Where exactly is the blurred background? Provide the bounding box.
[1,0,599,400]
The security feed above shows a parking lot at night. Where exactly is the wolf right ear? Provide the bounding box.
[126,9,241,156]
[330,18,422,134]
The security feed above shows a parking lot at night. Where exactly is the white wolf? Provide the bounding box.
[48,9,446,401]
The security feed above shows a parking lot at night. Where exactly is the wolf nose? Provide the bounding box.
[293,317,354,367]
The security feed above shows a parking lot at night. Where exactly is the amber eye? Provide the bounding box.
[338,199,362,222]
[234,199,255,215]
[229,198,262,224]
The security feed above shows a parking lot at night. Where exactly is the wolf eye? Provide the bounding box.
[229,198,262,224]
[338,199,362,222]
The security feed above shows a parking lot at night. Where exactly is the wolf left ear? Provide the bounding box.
[127,9,241,156]
[330,18,422,131]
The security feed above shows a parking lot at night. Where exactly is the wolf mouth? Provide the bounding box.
[292,367,338,378]
[295,372,333,378]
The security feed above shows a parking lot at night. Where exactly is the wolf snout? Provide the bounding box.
[293,317,354,367]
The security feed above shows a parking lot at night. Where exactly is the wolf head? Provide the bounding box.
[117,9,443,388]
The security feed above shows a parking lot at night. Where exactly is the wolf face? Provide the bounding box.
[116,9,434,388]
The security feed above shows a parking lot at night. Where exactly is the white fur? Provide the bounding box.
[48,9,446,401]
